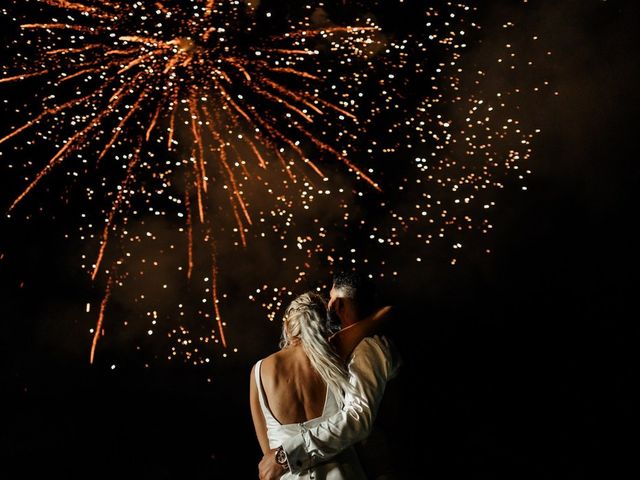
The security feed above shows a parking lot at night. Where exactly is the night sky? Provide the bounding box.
[1,1,638,478]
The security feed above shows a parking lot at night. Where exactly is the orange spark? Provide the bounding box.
[0,69,51,84]
[184,190,194,280]
[189,96,208,193]
[90,273,113,365]
[210,246,227,348]
[273,26,378,40]
[92,142,142,281]
[41,0,111,19]
[20,23,100,34]
[167,87,179,149]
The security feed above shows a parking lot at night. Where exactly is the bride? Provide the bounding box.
[250,292,388,479]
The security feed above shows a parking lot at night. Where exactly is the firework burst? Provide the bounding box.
[1,0,390,362]
[0,1,555,366]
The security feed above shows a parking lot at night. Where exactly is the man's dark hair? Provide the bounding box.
[332,271,378,316]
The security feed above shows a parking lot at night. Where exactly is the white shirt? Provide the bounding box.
[282,335,402,474]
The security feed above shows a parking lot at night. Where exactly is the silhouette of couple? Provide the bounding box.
[250,272,401,479]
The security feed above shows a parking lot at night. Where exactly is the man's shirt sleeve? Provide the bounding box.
[281,335,401,473]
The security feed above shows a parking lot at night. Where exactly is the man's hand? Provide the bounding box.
[259,448,286,480]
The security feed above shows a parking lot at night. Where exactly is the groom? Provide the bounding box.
[258,272,401,479]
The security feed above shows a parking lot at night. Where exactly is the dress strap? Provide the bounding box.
[254,359,274,421]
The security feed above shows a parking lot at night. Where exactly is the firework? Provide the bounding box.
[0,1,554,365]
[1,0,387,362]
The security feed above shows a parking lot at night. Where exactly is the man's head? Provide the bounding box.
[327,271,377,328]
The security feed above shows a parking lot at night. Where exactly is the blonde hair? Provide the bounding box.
[280,292,356,405]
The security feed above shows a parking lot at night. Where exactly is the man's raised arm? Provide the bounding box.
[282,335,400,474]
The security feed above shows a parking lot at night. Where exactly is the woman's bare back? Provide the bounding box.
[259,344,328,424]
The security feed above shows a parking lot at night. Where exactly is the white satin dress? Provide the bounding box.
[254,359,367,479]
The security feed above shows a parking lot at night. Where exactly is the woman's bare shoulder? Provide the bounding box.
[258,350,287,377]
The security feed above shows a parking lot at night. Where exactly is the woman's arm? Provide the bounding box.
[249,364,270,454]
[330,305,393,361]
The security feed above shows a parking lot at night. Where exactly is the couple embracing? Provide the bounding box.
[250,272,402,479]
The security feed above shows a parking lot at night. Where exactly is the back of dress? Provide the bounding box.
[254,359,366,480]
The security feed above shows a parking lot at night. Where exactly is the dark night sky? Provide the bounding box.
[1,1,638,478]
